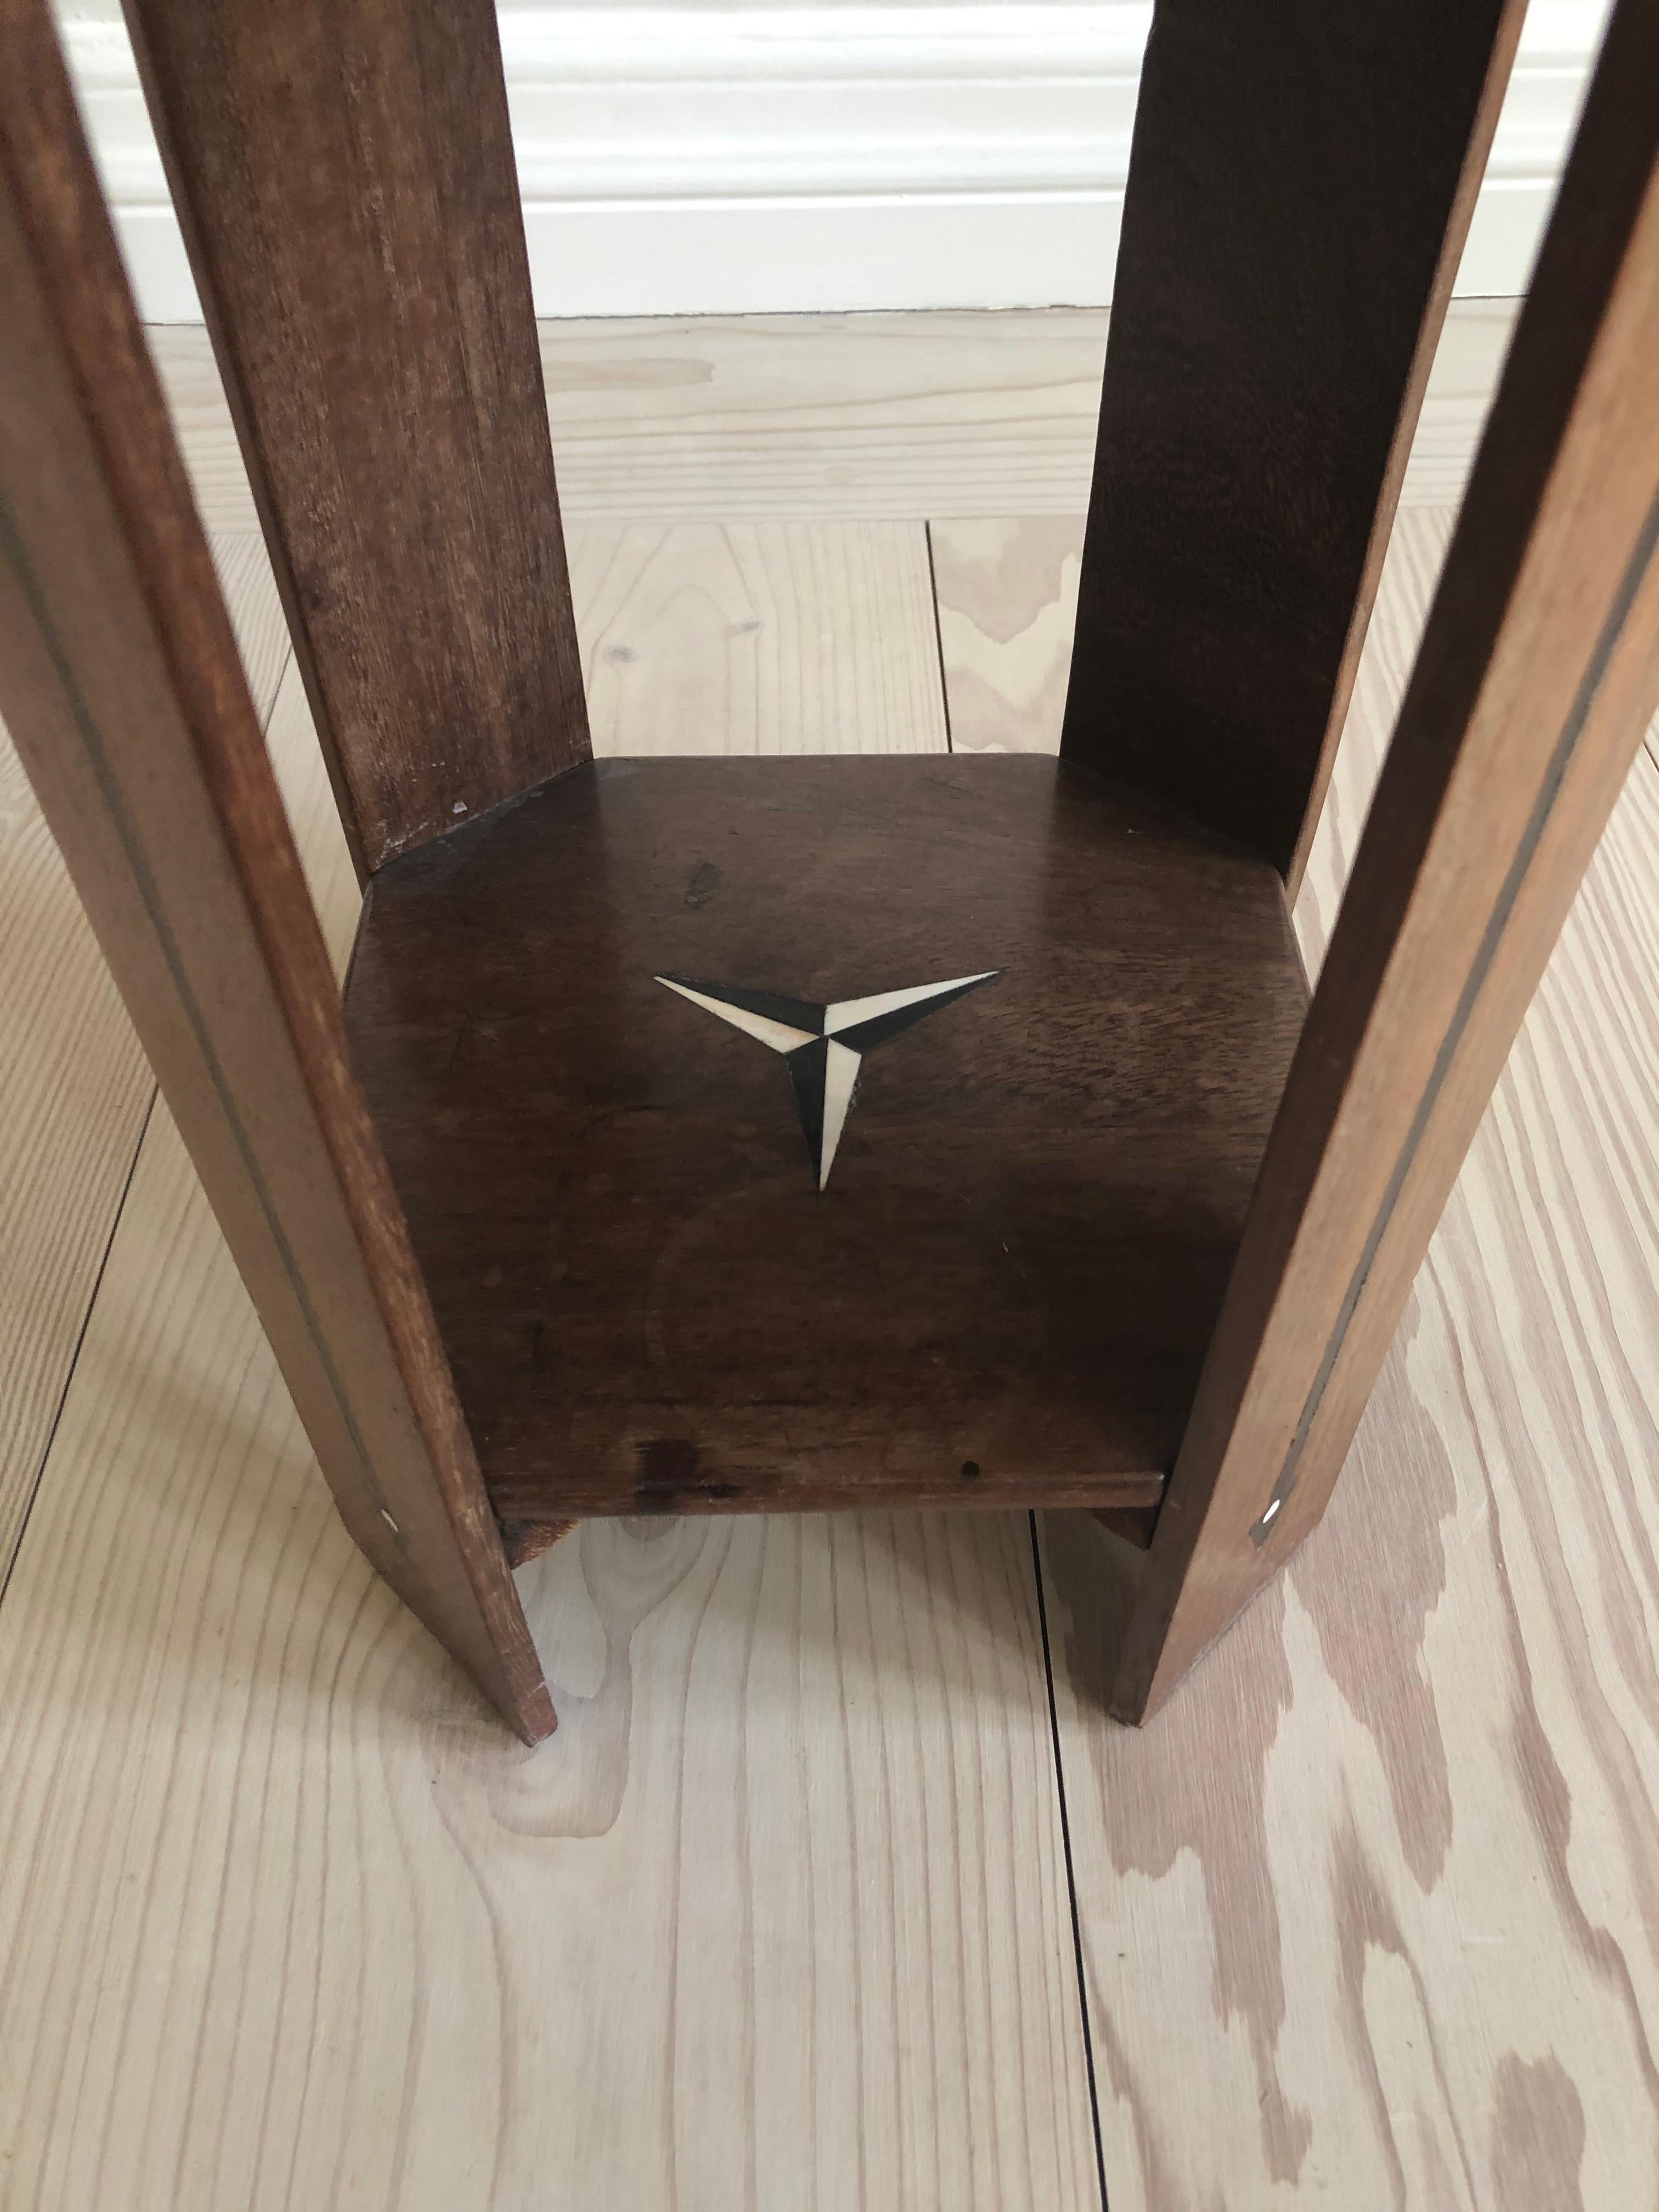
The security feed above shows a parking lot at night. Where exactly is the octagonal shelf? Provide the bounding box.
[342,753,1308,1539]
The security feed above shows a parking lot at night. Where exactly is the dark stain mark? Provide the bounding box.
[637,1437,699,1479]
[634,1438,701,1505]
[686,860,721,907]
[628,1441,749,1513]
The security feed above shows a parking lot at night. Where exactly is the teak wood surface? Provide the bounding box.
[123,0,590,877]
[0,0,551,1742]
[1062,0,1526,883]
[345,754,1305,1523]
[1111,0,1659,1723]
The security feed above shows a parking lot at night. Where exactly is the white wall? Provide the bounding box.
[57,0,1611,320]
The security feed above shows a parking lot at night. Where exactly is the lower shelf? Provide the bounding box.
[344,754,1307,1520]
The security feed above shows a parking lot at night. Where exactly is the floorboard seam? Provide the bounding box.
[924,521,955,754]
[0,1087,156,1614]
[1029,1510,1110,2211]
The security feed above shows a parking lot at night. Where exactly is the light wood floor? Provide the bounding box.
[3,305,1657,2211]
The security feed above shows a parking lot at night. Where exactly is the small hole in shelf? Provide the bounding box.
[960,1459,980,1480]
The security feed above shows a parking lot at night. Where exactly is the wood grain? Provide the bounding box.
[148,301,1521,535]
[203,532,289,726]
[126,0,590,874]
[346,754,1303,1520]
[932,503,1455,926]
[258,656,358,982]
[0,532,289,1588]
[567,521,949,757]
[1042,729,1659,2212]
[0,1257,1099,2210]
[929,518,1081,757]
[1118,10,1659,1723]
[0,0,549,1738]
[1060,0,1524,879]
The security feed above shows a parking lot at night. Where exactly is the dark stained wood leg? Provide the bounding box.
[122,0,590,877]
[1109,0,1659,1722]
[0,0,554,1743]
[1062,0,1527,882]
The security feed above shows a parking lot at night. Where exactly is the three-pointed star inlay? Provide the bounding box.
[655,969,1000,1188]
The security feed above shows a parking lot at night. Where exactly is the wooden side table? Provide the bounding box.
[2,0,1656,1743]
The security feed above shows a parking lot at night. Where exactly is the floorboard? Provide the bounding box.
[151,302,1519,534]
[568,520,948,756]
[930,517,1084,760]
[0,534,289,1588]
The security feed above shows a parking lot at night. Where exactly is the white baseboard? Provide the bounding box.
[59,1,1609,321]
